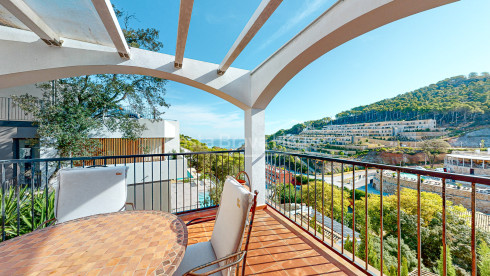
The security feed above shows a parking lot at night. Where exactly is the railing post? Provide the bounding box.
[244,108,265,206]
[7,97,10,121]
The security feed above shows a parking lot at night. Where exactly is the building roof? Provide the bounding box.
[448,152,490,161]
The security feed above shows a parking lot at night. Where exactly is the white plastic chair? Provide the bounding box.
[39,166,131,227]
[175,175,258,276]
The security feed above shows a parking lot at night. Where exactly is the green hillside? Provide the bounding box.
[267,72,490,141]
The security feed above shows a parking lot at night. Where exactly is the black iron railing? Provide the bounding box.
[265,150,490,276]
[0,150,244,241]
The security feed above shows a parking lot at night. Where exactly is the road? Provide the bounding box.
[297,169,378,190]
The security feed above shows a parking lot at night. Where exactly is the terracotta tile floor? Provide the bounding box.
[179,207,361,276]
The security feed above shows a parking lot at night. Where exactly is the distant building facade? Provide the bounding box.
[0,84,182,212]
[266,165,294,185]
[317,119,437,138]
[0,84,180,161]
[273,119,444,153]
[445,151,490,176]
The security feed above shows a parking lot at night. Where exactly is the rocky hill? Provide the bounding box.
[267,72,490,142]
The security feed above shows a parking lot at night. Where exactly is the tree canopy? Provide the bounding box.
[13,8,169,157]
[420,139,451,168]
[335,73,490,125]
[267,73,490,139]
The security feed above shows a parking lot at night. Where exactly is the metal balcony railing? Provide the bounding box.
[2,149,489,275]
[265,150,490,276]
[0,150,244,241]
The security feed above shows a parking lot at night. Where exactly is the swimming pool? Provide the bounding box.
[356,183,391,196]
[198,192,212,207]
[400,172,440,181]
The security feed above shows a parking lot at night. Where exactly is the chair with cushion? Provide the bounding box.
[39,166,132,227]
[175,174,258,276]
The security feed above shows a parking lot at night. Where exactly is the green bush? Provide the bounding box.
[295,175,315,184]
[0,185,55,241]
[343,187,366,200]
[273,183,301,204]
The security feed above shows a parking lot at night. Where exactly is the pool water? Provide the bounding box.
[401,172,419,181]
[400,172,441,181]
[198,192,212,207]
[356,183,391,196]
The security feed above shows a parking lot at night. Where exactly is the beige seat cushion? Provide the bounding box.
[174,241,220,276]
[55,166,128,223]
[210,176,253,273]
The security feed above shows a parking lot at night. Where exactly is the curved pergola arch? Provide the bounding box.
[0,0,456,112]
[0,28,251,110]
[250,0,456,109]
[0,0,458,206]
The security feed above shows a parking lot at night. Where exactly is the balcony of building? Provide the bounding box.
[1,150,489,275]
[0,0,486,275]
[180,207,361,276]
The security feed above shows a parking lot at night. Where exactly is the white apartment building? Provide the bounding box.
[320,119,437,137]
[0,84,183,212]
[0,84,181,160]
[274,119,440,150]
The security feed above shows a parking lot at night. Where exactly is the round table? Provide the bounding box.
[0,211,188,276]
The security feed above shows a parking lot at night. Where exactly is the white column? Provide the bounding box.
[244,108,266,206]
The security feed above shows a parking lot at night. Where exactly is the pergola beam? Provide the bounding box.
[217,0,281,75]
[0,27,251,109]
[91,0,131,59]
[174,0,194,68]
[0,0,62,46]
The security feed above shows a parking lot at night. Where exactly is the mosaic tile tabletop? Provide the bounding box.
[0,211,188,276]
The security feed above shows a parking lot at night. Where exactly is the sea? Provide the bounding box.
[200,138,245,150]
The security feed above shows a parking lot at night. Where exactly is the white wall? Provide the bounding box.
[164,120,180,153]
[88,118,180,154]
[89,119,179,139]
[0,126,37,160]
[0,84,43,98]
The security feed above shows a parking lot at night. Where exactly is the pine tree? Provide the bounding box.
[344,235,354,254]
[437,246,456,276]
[478,240,490,276]
[401,257,409,276]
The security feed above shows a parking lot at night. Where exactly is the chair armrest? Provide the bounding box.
[184,251,246,276]
[186,215,216,226]
[125,202,135,210]
[36,218,56,230]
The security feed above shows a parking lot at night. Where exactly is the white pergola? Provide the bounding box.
[0,0,457,205]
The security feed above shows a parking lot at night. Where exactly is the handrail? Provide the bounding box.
[0,150,244,164]
[266,150,490,185]
[1,150,246,242]
[265,150,488,276]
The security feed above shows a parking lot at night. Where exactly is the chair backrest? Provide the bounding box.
[55,166,128,223]
[210,176,254,272]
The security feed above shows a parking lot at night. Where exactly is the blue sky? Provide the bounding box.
[113,0,490,139]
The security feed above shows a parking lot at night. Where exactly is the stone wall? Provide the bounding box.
[372,174,490,214]
[447,127,490,148]
[445,164,490,176]
[363,151,445,166]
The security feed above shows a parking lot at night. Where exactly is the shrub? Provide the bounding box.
[1,185,55,241]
